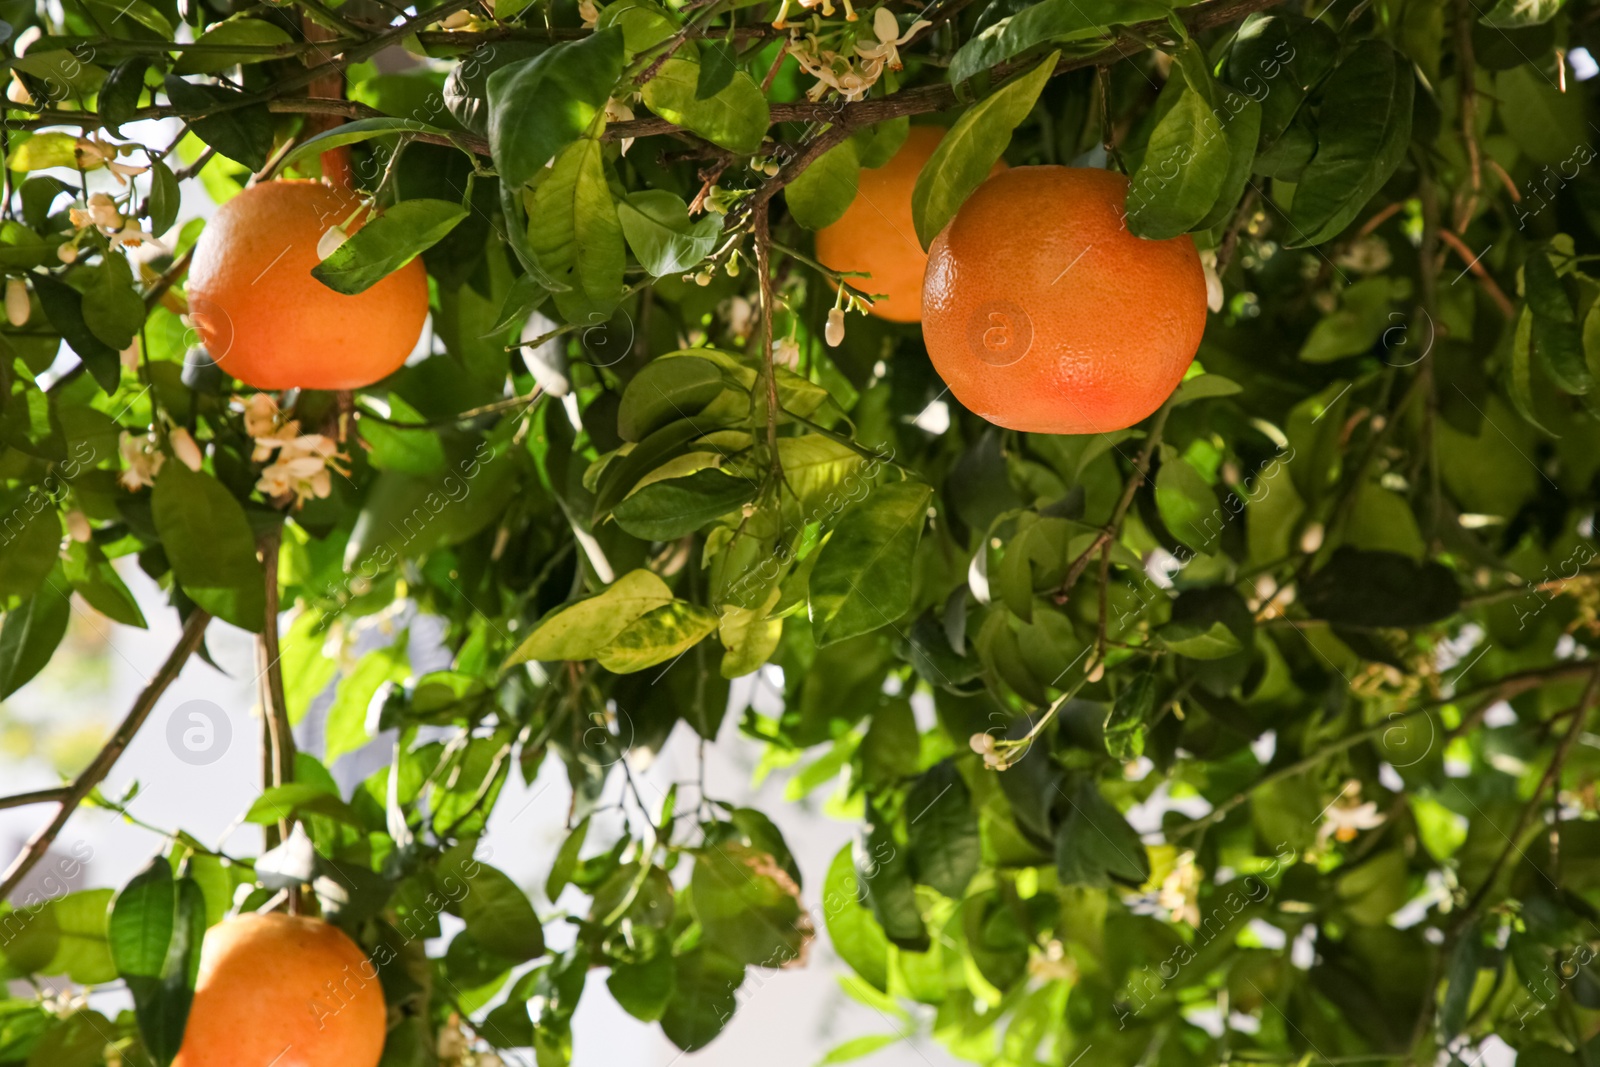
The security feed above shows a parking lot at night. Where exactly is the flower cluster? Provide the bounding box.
[62,192,162,261]
[244,394,349,507]
[789,8,928,101]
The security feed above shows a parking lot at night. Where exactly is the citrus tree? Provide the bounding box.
[2,0,1600,1062]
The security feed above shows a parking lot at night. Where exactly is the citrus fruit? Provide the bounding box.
[186,180,428,391]
[921,166,1208,435]
[172,912,386,1067]
[816,126,1002,324]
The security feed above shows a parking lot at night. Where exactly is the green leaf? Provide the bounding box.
[6,132,79,172]
[808,480,932,646]
[822,844,891,990]
[174,19,294,74]
[616,190,723,277]
[785,139,860,231]
[1300,276,1410,363]
[0,889,116,984]
[112,861,204,1065]
[1155,618,1242,659]
[911,52,1058,249]
[616,356,727,442]
[528,136,626,321]
[1054,777,1149,887]
[109,858,175,981]
[1195,91,1262,232]
[358,398,446,474]
[1286,41,1414,246]
[716,587,783,679]
[325,641,408,764]
[607,950,676,1021]
[906,761,979,899]
[505,569,675,665]
[612,468,760,541]
[855,804,927,951]
[640,58,770,155]
[63,542,146,628]
[99,58,150,134]
[458,861,545,963]
[660,948,744,1051]
[83,257,144,351]
[1126,53,1232,239]
[312,199,466,295]
[0,572,72,699]
[1154,446,1217,553]
[696,35,738,99]
[0,506,62,604]
[1104,671,1155,760]
[596,600,719,673]
[691,843,810,968]
[1301,548,1461,628]
[282,117,456,169]
[1169,374,1242,405]
[163,76,272,171]
[147,158,181,237]
[1508,306,1554,433]
[946,0,1163,85]
[546,816,590,901]
[32,274,121,392]
[486,28,625,187]
[151,464,266,633]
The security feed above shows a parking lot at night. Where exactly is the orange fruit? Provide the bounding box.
[816,126,1003,324]
[186,180,429,391]
[922,166,1208,435]
[173,912,387,1067]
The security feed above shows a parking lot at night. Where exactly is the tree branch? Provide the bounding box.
[1170,661,1600,840]
[0,609,211,903]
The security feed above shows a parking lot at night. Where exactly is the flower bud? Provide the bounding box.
[170,427,203,471]
[65,510,91,544]
[317,224,349,262]
[5,277,29,327]
[825,306,845,347]
[57,243,78,264]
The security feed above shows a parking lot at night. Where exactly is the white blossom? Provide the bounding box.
[118,432,165,491]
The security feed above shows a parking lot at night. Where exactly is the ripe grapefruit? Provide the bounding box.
[921,166,1208,435]
[186,181,429,391]
[172,912,387,1067]
[816,126,1002,324]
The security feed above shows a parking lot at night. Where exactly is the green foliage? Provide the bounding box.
[4,0,1600,1064]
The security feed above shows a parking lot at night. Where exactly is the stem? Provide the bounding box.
[256,527,296,898]
[0,787,72,812]
[0,609,211,903]
[1055,397,1173,601]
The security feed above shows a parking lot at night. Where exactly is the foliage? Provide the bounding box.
[1,0,1600,1064]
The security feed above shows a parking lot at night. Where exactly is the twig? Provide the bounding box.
[1438,228,1514,315]
[1054,397,1173,601]
[256,527,296,891]
[0,609,211,902]
[0,787,72,812]
[1170,661,1600,839]
[1457,665,1600,922]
